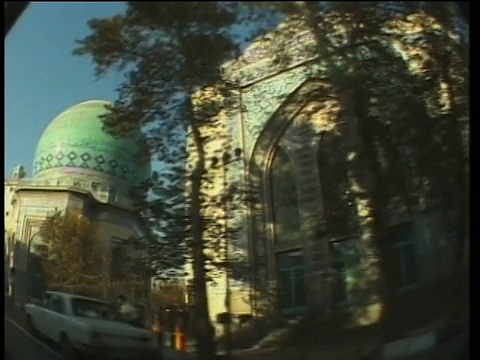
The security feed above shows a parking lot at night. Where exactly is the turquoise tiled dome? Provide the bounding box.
[33,100,150,184]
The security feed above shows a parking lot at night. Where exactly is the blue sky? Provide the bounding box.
[5,2,275,178]
[5,2,127,176]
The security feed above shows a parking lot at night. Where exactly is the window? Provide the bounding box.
[83,200,95,218]
[109,188,117,202]
[276,250,308,314]
[270,145,301,245]
[110,238,126,281]
[91,181,100,191]
[71,298,116,320]
[42,293,51,307]
[48,295,66,314]
[330,238,369,305]
[388,222,419,291]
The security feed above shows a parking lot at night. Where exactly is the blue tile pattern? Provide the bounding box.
[32,100,150,184]
[33,150,144,183]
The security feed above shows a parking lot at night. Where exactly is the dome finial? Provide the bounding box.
[11,165,26,180]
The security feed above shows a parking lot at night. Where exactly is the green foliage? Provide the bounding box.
[34,210,106,288]
[242,0,468,334]
[74,0,468,351]
[73,3,258,359]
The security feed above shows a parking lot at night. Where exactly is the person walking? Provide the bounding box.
[8,267,16,305]
[117,295,139,326]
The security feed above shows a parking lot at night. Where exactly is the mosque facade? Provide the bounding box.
[192,15,464,324]
[5,14,466,328]
[4,100,151,305]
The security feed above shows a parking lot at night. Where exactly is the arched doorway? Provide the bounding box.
[247,79,336,314]
[27,232,48,299]
[270,145,301,246]
[269,145,308,314]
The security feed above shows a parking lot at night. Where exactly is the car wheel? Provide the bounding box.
[60,334,76,360]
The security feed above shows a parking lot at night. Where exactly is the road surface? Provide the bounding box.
[5,315,63,360]
[4,298,194,360]
[5,298,63,360]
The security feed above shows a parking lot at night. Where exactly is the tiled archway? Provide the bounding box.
[247,79,340,312]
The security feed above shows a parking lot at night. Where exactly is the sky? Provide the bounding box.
[4,2,277,179]
[5,2,128,176]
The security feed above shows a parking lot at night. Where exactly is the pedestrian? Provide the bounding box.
[152,312,164,359]
[117,295,139,326]
[8,267,16,305]
[164,307,176,349]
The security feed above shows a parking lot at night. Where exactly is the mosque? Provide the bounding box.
[4,14,465,329]
[5,100,151,305]
[188,14,464,325]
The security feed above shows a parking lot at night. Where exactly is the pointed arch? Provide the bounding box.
[247,79,336,313]
[247,79,328,268]
[270,145,301,245]
[27,232,48,299]
[249,78,328,178]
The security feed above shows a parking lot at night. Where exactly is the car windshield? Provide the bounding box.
[71,298,117,321]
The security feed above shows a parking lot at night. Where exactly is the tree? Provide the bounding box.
[242,1,468,338]
[151,279,187,308]
[74,1,468,350]
[400,2,470,325]
[73,3,252,359]
[34,210,106,291]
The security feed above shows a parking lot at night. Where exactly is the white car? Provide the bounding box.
[25,291,156,359]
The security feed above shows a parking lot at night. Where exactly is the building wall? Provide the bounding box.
[190,14,462,322]
[4,183,146,304]
[6,189,75,303]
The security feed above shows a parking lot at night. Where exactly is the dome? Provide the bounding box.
[33,100,150,185]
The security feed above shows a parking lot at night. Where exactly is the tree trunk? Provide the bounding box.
[439,75,469,329]
[188,98,217,360]
[345,87,399,339]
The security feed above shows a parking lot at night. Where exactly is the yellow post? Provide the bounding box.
[175,323,186,352]
[152,315,162,346]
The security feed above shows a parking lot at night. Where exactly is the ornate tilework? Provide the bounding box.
[223,19,319,86]
[33,149,144,184]
[33,100,151,184]
[240,65,312,160]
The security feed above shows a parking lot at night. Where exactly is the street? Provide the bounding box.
[4,299,194,360]
[5,297,63,360]
[5,315,63,360]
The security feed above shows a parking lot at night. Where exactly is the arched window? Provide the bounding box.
[317,134,358,237]
[318,133,367,305]
[270,145,301,245]
[28,232,48,299]
[110,237,126,280]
